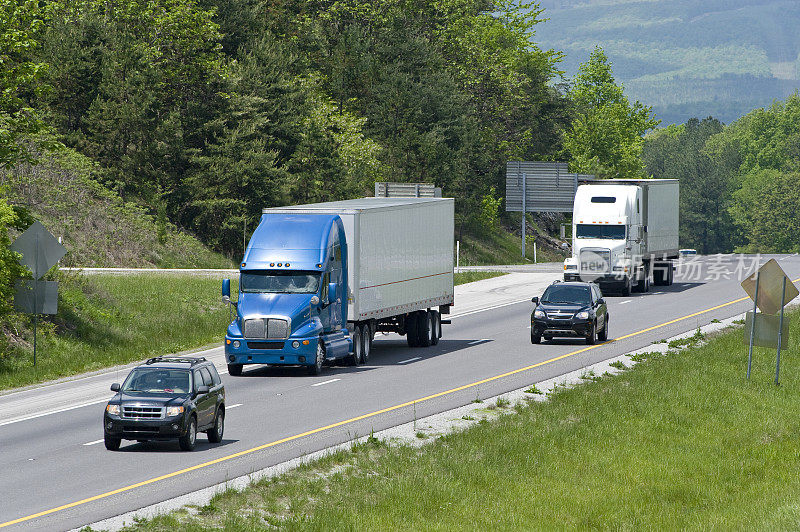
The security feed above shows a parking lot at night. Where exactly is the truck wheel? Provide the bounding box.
[530,332,541,344]
[104,435,121,451]
[418,311,433,347]
[585,322,597,345]
[179,417,197,451]
[349,326,363,365]
[431,310,441,346]
[227,363,243,377]
[360,324,371,363]
[207,408,224,443]
[621,278,631,297]
[308,340,325,375]
[406,312,419,347]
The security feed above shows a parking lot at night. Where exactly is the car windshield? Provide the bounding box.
[122,368,191,395]
[541,285,592,305]
[576,224,625,240]
[241,270,321,294]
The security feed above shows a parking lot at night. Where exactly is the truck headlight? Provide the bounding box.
[106,404,120,415]
[166,406,184,417]
[576,311,589,319]
[564,264,577,271]
[534,309,546,319]
[292,340,300,348]
[232,340,240,348]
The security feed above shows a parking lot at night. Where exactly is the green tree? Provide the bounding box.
[0,0,48,169]
[643,117,734,253]
[730,169,800,253]
[563,47,659,179]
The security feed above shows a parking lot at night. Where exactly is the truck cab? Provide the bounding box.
[564,180,678,295]
[222,214,352,376]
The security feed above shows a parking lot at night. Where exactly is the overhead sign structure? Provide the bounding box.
[505,161,593,258]
[10,221,67,366]
[741,259,797,384]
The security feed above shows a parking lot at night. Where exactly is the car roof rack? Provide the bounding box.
[145,356,207,366]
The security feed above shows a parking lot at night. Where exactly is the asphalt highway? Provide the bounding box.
[2,254,798,530]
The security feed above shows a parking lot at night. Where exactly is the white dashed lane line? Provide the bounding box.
[226,403,243,409]
[83,439,104,446]
[311,379,340,387]
[468,339,491,345]
[397,357,422,365]
[619,300,632,305]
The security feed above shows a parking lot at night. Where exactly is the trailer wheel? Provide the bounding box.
[360,324,371,363]
[406,312,419,347]
[349,326,363,365]
[431,310,441,345]
[667,263,674,285]
[418,311,433,347]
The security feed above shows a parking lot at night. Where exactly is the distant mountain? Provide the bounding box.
[533,0,800,124]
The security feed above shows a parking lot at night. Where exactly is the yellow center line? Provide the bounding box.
[2,281,795,529]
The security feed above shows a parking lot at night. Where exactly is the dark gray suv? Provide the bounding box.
[104,356,225,451]
[531,281,609,345]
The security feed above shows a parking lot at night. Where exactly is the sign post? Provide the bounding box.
[10,222,67,366]
[741,259,798,384]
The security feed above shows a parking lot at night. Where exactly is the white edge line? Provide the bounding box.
[0,398,108,428]
[397,357,422,364]
[311,379,340,387]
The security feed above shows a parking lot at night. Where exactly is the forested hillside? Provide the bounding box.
[535,0,800,125]
[644,94,800,254]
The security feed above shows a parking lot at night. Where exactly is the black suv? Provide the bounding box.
[104,356,225,451]
[531,281,609,345]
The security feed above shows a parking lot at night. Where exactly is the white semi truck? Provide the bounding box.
[563,179,679,296]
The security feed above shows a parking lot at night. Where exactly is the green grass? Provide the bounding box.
[457,218,567,266]
[120,313,800,530]
[0,273,235,390]
[453,271,506,285]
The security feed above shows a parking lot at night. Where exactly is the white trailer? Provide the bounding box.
[264,197,455,348]
[563,179,679,295]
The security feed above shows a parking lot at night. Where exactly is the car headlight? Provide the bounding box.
[534,309,546,319]
[106,404,120,415]
[576,311,589,319]
[166,406,185,417]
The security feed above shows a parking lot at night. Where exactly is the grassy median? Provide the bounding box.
[119,313,800,530]
[2,272,503,391]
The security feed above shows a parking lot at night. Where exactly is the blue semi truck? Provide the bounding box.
[222,197,454,375]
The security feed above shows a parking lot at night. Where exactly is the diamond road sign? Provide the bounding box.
[741,258,798,315]
[10,221,67,280]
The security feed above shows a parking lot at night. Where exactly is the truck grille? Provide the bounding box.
[122,405,164,419]
[579,249,611,275]
[244,318,290,339]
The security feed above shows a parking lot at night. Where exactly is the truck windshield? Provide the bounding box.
[241,270,321,294]
[541,285,591,305]
[122,368,191,395]
[576,224,625,240]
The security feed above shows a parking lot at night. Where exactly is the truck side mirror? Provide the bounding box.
[531,297,539,304]
[328,282,337,304]
[222,278,231,300]
[110,383,120,392]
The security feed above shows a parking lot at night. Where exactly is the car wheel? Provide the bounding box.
[179,417,197,451]
[360,324,371,363]
[227,363,243,377]
[585,322,597,345]
[207,408,224,443]
[308,339,325,375]
[104,435,121,451]
[530,332,541,344]
[598,315,609,341]
[349,325,363,366]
